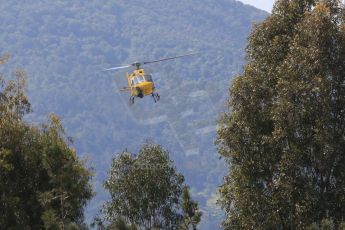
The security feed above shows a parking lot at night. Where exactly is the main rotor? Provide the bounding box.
[104,52,198,71]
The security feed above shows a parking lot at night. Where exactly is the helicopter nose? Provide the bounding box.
[141,82,154,95]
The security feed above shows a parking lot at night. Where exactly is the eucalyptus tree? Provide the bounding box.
[0,55,93,229]
[179,186,202,230]
[103,143,201,230]
[217,0,345,229]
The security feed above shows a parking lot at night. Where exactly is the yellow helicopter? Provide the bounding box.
[104,53,197,105]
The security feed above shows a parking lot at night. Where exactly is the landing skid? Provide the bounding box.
[129,93,160,105]
[129,96,135,105]
[152,93,160,103]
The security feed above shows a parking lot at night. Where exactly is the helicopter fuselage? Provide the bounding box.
[127,69,155,98]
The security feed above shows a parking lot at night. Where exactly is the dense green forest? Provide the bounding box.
[0,0,267,228]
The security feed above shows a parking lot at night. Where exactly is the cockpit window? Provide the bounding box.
[132,78,139,84]
[137,75,145,82]
[144,75,153,82]
[132,75,148,85]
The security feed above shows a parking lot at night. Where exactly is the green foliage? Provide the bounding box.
[102,143,195,229]
[179,186,202,230]
[0,58,94,229]
[306,218,345,230]
[41,209,60,230]
[307,222,320,230]
[320,219,334,230]
[339,222,345,230]
[109,218,138,230]
[217,0,345,229]
[0,66,31,120]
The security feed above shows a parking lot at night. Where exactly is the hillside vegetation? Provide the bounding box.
[0,0,267,228]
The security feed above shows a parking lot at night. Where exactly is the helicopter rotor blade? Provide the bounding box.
[142,52,199,65]
[103,65,132,71]
[103,52,199,71]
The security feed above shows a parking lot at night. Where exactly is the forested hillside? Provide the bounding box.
[0,0,267,228]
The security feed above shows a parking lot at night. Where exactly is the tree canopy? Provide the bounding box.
[217,0,345,229]
[179,186,202,230]
[101,143,201,230]
[0,55,94,229]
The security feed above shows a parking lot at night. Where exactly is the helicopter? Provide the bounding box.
[104,53,197,105]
